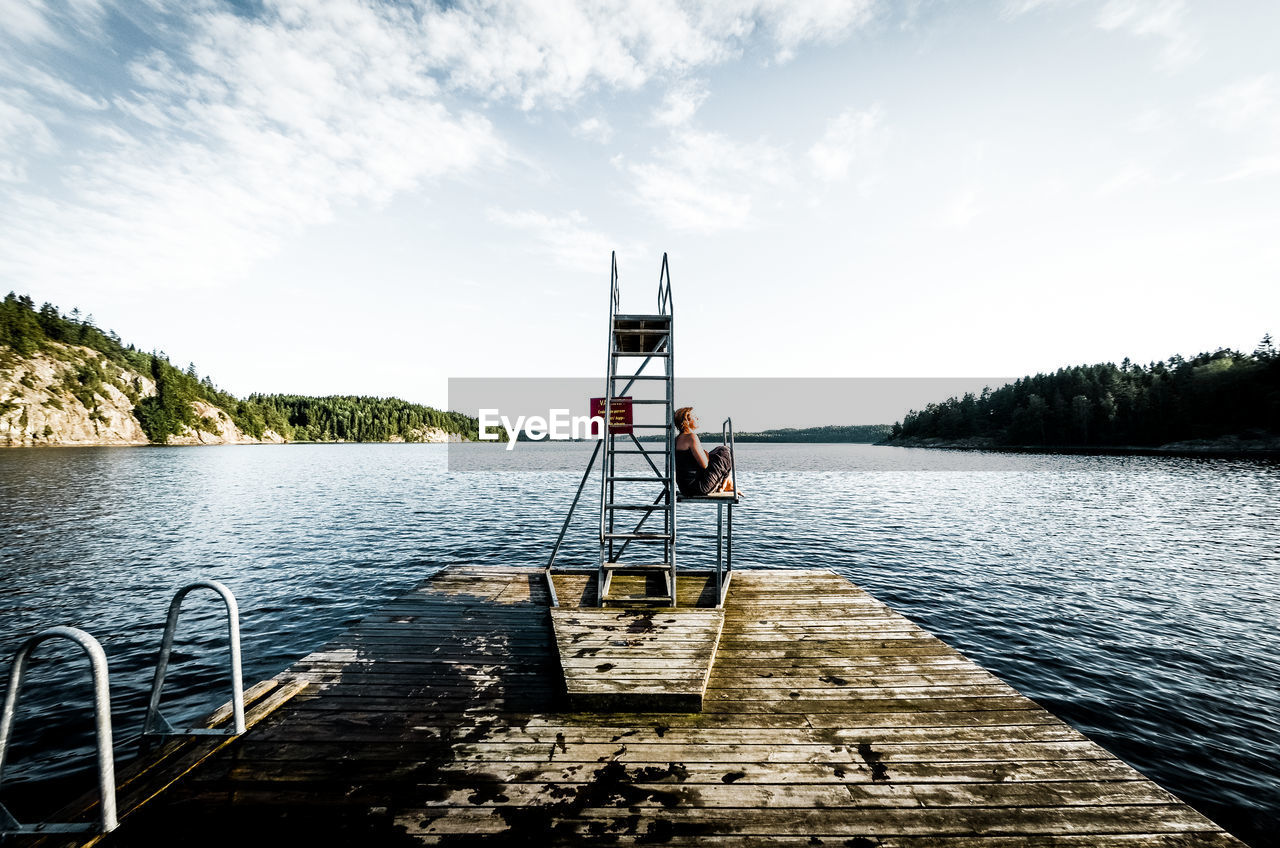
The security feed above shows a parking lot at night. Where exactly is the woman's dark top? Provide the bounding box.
[675,444,733,497]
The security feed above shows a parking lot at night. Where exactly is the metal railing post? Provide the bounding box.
[143,580,245,738]
[0,626,117,835]
[716,503,724,601]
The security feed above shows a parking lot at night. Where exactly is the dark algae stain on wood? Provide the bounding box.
[103,566,1248,845]
[855,743,890,783]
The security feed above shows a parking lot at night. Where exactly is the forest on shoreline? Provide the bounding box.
[886,340,1280,449]
[1,292,480,444]
[637,424,892,443]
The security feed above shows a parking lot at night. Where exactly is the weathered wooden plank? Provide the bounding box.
[412,778,1181,809]
[551,606,725,711]
[401,803,1223,837]
[243,721,1088,747]
[417,834,1242,848]
[447,739,1115,764]
[214,751,1153,784]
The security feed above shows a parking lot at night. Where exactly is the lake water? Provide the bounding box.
[1,443,1277,845]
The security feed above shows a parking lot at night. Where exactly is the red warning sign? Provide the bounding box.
[590,396,634,435]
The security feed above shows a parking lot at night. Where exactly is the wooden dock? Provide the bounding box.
[60,565,1243,845]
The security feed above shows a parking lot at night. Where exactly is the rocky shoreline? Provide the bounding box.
[0,343,279,447]
[1,342,468,448]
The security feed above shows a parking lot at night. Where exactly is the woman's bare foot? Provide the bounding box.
[721,480,734,492]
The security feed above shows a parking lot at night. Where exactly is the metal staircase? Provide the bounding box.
[598,252,676,605]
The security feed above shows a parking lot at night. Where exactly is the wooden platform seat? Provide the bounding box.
[677,490,741,503]
[550,599,724,712]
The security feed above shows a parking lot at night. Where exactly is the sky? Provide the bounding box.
[2,0,1278,410]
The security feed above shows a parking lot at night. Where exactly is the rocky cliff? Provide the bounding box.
[0,342,282,447]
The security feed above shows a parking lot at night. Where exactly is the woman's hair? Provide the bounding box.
[673,406,694,431]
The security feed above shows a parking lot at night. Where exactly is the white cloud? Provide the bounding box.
[0,0,107,47]
[488,208,640,272]
[934,188,982,229]
[999,0,1078,19]
[0,0,63,46]
[0,0,884,293]
[573,116,613,143]
[1004,0,1198,68]
[0,1,507,290]
[808,105,884,182]
[652,79,709,128]
[1095,164,1154,196]
[0,90,57,182]
[1094,0,1199,69]
[1127,106,1167,134]
[760,0,878,62]
[621,130,791,233]
[1200,75,1275,133]
[1215,155,1280,184]
[420,0,877,108]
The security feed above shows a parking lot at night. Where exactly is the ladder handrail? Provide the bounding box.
[143,580,245,738]
[658,252,672,315]
[611,250,621,315]
[722,416,736,495]
[0,626,118,835]
[600,251,618,548]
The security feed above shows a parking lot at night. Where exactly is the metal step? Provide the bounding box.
[606,476,671,482]
[614,314,671,323]
[601,594,672,606]
[627,399,670,405]
[605,503,666,511]
[602,562,672,571]
[602,532,672,541]
[612,449,666,455]
[613,351,669,357]
[613,375,670,381]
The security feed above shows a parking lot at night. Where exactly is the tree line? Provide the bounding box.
[886,339,1280,447]
[1,292,478,444]
[248,395,481,442]
[733,424,892,443]
[637,424,892,443]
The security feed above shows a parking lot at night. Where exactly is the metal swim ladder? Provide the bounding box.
[143,579,246,738]
[0,580,246,836]
[0,626,118,835]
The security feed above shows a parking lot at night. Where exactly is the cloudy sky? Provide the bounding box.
[2,0,1278,407]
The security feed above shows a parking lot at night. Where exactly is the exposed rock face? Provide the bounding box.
[388,427,467,443]
[1,345,151,446]
[0,343,278,447]
[166,401,286,446]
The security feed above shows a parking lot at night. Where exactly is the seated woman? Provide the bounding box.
[673,406,735,497]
